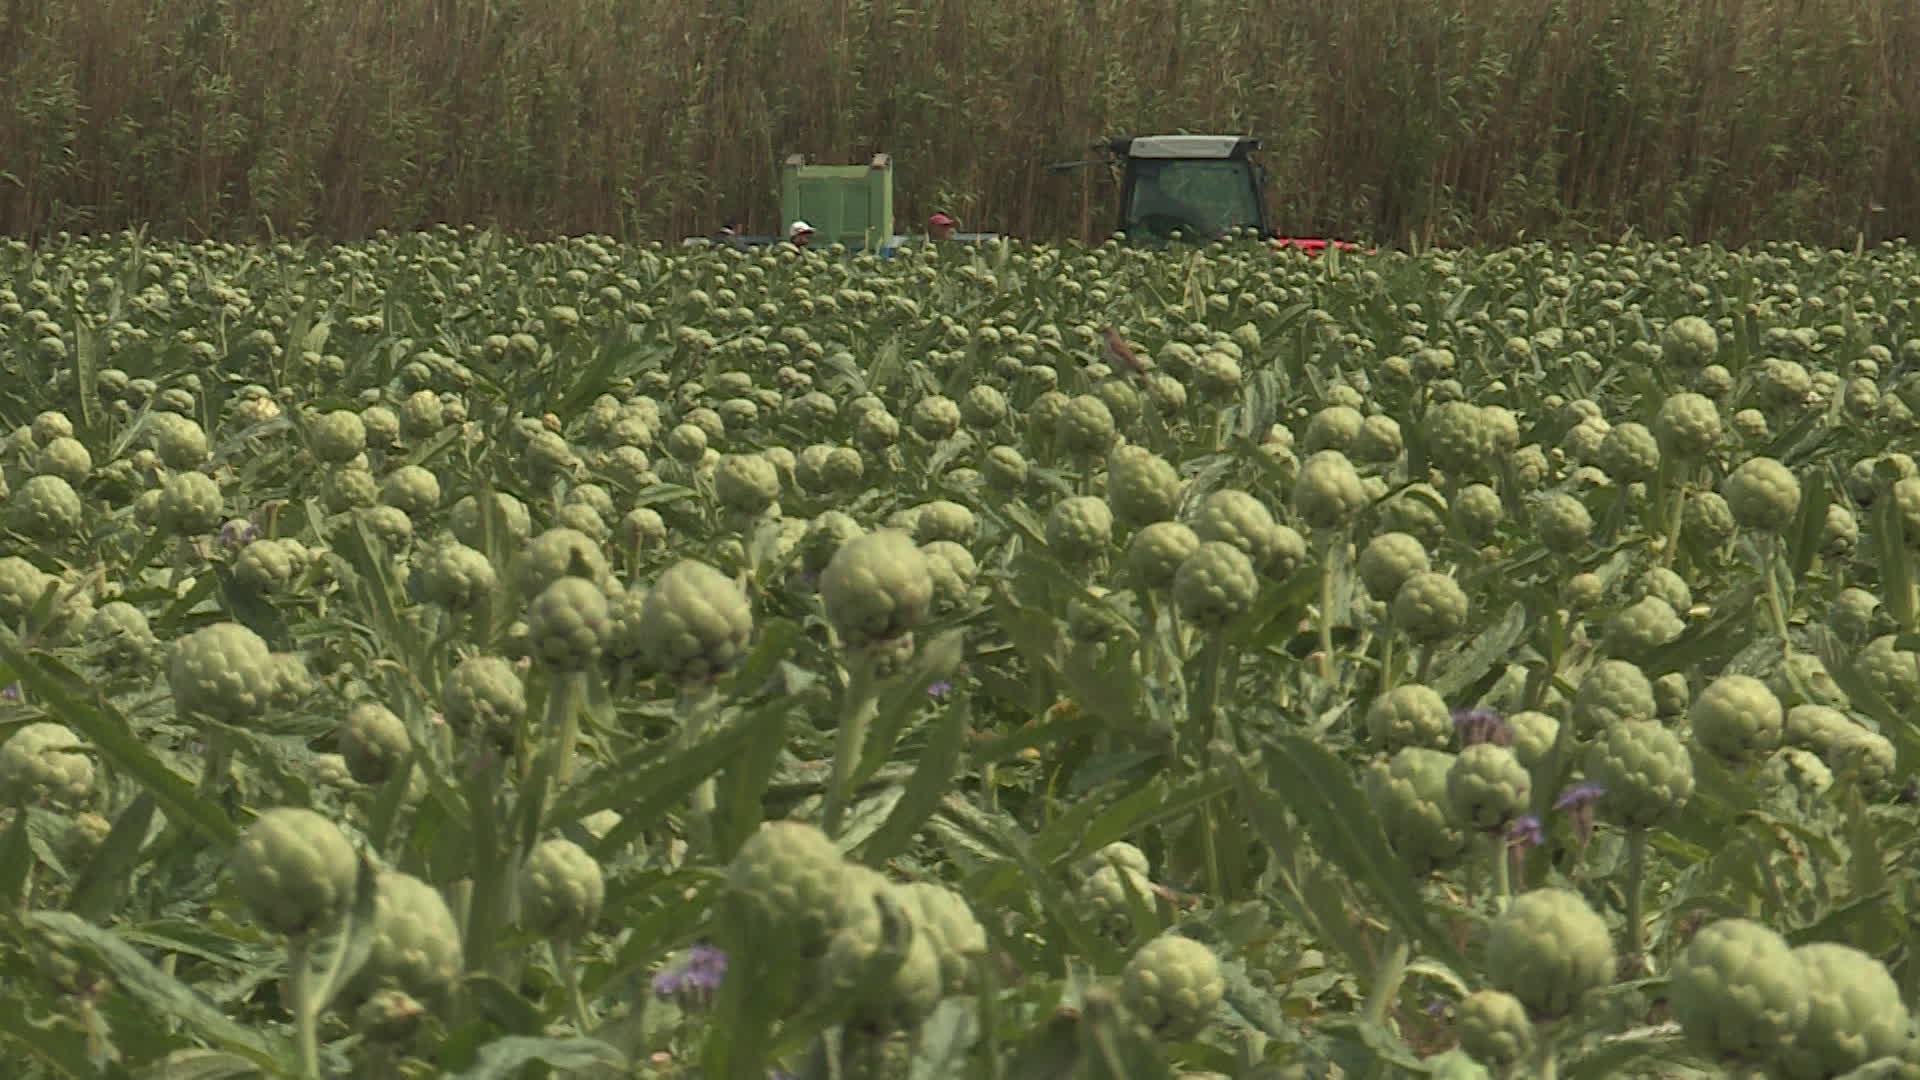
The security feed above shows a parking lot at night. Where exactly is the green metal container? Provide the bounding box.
[781,153,894,251]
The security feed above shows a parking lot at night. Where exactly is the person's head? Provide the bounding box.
[788,220,815,247]
[928,212,958,241]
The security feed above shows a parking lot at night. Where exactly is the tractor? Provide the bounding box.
[1053,134,1360,252]
[688,136,1356,253]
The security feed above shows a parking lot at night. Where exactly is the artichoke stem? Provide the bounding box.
[1528,606,1568,714]
[824,653,881,839]
[677,685,721,852]
[1531,1034,1559,1080]
[1140,590,1169,686]
[546,670,583,792]
[1488,831,1511,914]
[1842,784,1886,897]
[1359,927,1410,1030]
[524,663,585,834]
[1348,627,1374,685]
[1760,534,1792,653]
[1660,480,1687,569]
[286,934,322,1079]
[1316,533,1339,682]
[553,938,592,1034]
[1532,698,1578,821]
[1199,799,1225,900]
[1187,635,1228,765]
[435,722,454,775]
[197,730,233,798]
[1624,827,1649,974]
[1174,610,1194,663]
[448,879,473,949]
[308,896,363,1013]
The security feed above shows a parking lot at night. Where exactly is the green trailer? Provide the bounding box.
[692,152,994,252]
[780,153,898,252]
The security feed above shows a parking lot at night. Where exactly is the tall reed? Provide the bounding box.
[2,0,1914,246]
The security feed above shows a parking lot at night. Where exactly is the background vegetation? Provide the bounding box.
[2,0,1914,247]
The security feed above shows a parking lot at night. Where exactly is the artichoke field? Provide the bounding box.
[3,227,1920,1078]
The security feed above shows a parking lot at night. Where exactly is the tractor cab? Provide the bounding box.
[1052,133,1360,251]
[1111,135,1271,242]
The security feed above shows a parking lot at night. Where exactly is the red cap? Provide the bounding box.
[929,213,957,227]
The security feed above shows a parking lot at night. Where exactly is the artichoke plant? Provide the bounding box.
[1121,933,1225,1041]
[635,559,754,684]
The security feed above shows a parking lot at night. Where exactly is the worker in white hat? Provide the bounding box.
[787,220,815,248]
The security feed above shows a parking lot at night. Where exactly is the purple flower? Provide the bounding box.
[0,684,19,703]
[1506,814,1544,849]
[1452,708,1512,748]
[653,944,728,1003]
[1555,783,1606,848]
[927,680,954,700]
[219,519,260,549]
[1554,782,1607,812]
[1506,813,1544,888]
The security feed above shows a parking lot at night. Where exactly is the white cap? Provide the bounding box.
[788,220,815,238]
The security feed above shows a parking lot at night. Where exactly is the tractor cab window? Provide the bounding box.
[1126,159,1262,240]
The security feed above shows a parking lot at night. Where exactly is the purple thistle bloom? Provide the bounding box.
[219,519,260,549]
[0,684,19,702]
[1554,782,1607,812]
[1507,814,1544,849]
[1555,783,1606,849]
[1452,708,1512,748]
[653,944,728,1002]
[927,679,954,700]
[685,944,727,986]
[1506,813,1544,889]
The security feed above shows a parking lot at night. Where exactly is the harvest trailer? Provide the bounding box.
[693,154,995,253]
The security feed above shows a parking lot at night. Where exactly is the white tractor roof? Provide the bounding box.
[1123,135,1254,159]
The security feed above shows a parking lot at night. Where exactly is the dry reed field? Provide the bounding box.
[3,0,1918,245]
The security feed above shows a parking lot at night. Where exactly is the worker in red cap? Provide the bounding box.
[928,212,958,242]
